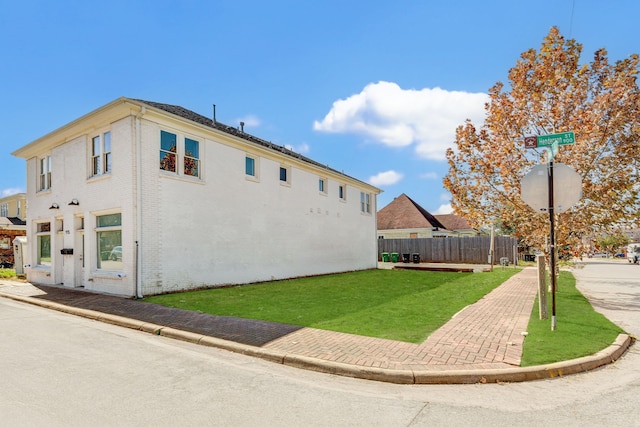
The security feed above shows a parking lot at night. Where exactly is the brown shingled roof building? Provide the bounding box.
[377,193,478,238]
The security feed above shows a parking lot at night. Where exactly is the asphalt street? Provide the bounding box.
[1,259,639,426]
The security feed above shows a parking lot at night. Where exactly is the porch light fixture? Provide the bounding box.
[49,203,59,209]
[68,199,79,206]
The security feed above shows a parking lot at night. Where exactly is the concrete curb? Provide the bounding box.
[1,292,634,384]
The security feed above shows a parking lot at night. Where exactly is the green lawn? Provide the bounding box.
[0,268,17,279]
[144,268,625,364]
[144,268,519,343]
[520,271,624,366]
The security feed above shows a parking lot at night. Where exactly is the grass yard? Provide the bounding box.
[520,270,624,366]
[0,268,17,279]
[144,268,519,343]
[144,267,625,364]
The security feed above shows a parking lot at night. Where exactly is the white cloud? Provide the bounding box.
[236,114,261,128]
[313,81,488,160]
[284,142,310,154]
[368,170,403,186]
[434,203,454,214]
[420,171,438,180]
[1,188,23,197]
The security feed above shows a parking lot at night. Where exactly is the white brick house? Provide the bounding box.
[12,98,381,297]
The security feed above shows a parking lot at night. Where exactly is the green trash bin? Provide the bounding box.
[381,252,390,262]
[391,253,399,263]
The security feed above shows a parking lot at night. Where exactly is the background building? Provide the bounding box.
[0,193,26,267]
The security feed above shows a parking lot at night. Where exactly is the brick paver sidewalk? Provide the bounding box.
[264,268,539,371]
[0,267,538,372]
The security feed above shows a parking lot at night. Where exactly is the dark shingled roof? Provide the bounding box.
[6,217,26,226]
[134,99,360,184]
[377,193,447,230]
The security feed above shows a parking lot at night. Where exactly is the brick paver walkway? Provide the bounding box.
[263,268,538,371]
[0,267,538,371]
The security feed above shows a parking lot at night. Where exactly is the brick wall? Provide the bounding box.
[0,229,26,266]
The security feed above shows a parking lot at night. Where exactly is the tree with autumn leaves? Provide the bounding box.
[444,27,640,251]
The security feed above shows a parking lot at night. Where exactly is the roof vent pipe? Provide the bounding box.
[240,121,244,132]
[213,104,217,124]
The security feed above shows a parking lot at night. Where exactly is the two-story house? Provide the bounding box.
[12,98,381,297]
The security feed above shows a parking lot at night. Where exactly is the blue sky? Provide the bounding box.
[1,1,638,213]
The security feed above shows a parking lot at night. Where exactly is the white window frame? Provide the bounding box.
[319,177,328,195]
[279,165,291,186]
[245,154,259,182]
[339,184,347,202]
[184,137,200,178]
[35,221,51,266]
[39,155,52,192]
[0,203,7,217]
[160,130,178,174]
[360,191,371,214]
[95,212,122,271]
[91,131,112,177]
[160,130,202,180]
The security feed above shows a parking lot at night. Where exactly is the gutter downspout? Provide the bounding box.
[135,106,146,298]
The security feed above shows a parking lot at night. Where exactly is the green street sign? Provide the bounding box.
[536,131,575,147]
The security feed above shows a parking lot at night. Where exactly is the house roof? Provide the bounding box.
[377,193,446,230]
[434,214,474,231]
[0,217,26,229]
[134,99,379,192]
[13,97,380,194]
[6,217,26,226]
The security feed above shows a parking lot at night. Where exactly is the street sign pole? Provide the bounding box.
[523,133,578,332]
[547,160,557,331]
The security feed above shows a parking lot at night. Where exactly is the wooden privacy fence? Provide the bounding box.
[378,236,518,265]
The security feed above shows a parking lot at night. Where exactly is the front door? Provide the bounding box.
[73,218,85,287]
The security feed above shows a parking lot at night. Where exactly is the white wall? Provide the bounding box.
[139,119,378,295]
[25,117,138,296]
[22,104,379,297]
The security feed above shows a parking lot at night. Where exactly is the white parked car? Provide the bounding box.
[627,244,640,264]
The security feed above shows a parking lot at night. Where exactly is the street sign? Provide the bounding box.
[520,163,582,213]
[524,132,575,149]
[536,131,575,147]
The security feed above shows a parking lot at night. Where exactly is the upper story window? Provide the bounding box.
[245,156,255,176]
[319,177,327,195]
[39,156,52,191]
[160,131,177,173]
[245,154,260,182]
[91,131,112,176]
[184,138,200,177]
[279,165,291,185]
[339,184,346,201]
[160,130,201,179]
[360,191,371,214]
[0,203,7,217]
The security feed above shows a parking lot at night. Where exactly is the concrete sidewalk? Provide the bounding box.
[0,267,631,384]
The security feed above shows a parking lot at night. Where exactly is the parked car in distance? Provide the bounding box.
[627,244,640,264]
[109,246,122,261]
